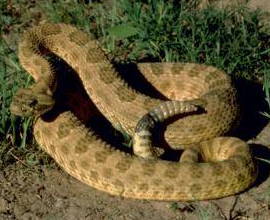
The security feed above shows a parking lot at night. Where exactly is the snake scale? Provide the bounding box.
[10,23,257,201]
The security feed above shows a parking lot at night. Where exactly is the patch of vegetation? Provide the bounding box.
[92,0,270,81]
[0,0,270,168]
[0,0,52,167]
[263,71,270,119]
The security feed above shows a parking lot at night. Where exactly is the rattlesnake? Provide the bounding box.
[10,23,257,201]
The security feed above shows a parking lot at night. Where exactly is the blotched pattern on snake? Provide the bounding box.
[10,23,257,201]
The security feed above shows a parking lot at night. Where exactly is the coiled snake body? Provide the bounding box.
[10,23,257,201]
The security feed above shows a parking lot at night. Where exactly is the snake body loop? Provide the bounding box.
[10,23,257,201]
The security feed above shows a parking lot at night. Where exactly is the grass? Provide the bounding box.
[0,0,270,168]
[0,30,34,167]
[93,0,270,80]
[263,70,270,119]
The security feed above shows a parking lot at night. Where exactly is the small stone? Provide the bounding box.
[0,198,8,213]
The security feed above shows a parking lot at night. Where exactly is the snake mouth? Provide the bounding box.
[10,102,55,117]
[10,99,55,117]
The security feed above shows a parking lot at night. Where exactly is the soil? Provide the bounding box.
[1,0,270,220]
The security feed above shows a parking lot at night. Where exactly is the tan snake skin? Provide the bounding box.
[10,23,257,201]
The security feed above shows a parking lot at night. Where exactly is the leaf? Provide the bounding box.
[107,24,138,38]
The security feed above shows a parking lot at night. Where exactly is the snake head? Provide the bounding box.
[10,88,55,117]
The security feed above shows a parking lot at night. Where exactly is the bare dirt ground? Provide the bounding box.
[1,1,270,219]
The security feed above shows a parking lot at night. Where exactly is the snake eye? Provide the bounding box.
[29,99,38,107]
